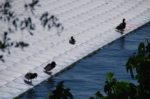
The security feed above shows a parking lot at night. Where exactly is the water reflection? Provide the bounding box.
[20,88,37,99]
[46,78,56,90]
[19,78,56,99]
[119,36,125,49]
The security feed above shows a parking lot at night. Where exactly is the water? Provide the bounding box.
[19,24,150,99]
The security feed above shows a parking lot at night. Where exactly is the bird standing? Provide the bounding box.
[24,73,38,83]
[116,19,126,31]
[44,61,56,73]
[69,36,76,45]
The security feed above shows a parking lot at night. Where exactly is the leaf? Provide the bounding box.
[43,19,48,27]
[94,91,103,98]
[64,88,73,99]
[126,57,132,73]
[138,43,145,56]
[48,93,51,96]
[104,83,111,93]
[135,74,139,79]
[29,31,33,35]
[12,20,17,30]
[32,0,39,5]
[11,42,13,46]
[111,78,117,83]
[130,66,134,79]
[51,15,54,19]
[0,55,5,62]
[28,17,31,23]
[126,66,130,73]
[56,23,61,27]
[9,12,14,17]
[19,42,29,49]
[48,24,51,30]
[20,21,24,27]
[4,1,10,8]
[36,4,41,7]
[3,9,8,15]
[143,37,147,39]
[8,50,10,54]
[61,26,64,31]
[119,81,130,92]
[7,16,10,21]
[21,27,26,31]
[16,18,19,21]
[0,16,2,19]
[25,19,29,27]
[137,63,140,65]
[147,59,150,61]
[40,12,48,20]
[55,17,58,21]
[89,97,94,99]
[30,25,35,30]
[129,83,137,95]
[126,58,134,79]
[15,43,19,47]
[146,43,150,52]
[4,32,8,36]
[57,81,64,87]
[105,72,114,81]
[8,27,11,32]
[0,55,3,58]
[24,3,28,10]
[7,38,10,41]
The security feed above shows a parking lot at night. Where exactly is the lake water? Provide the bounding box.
[19,24,150,99]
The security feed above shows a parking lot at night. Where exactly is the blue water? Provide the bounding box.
[19,25,150,99]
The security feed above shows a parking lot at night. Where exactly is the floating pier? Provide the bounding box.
[0,0,150,98]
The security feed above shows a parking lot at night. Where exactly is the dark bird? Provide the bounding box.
[69,36,76,45]
[44,61,56,73]
[116,18,126,31]
[24,73,38,82]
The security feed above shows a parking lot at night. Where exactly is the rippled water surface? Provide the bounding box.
[19,25,150,99]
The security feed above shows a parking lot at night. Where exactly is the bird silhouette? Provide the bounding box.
[24,72,38,83]
[69,36,76,45]
[116,19,126,31]
[44,61,56,73]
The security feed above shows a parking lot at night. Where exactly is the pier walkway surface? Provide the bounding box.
[0,0,150,98]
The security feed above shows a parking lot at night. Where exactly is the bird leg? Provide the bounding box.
[50,71,52,74]
[123,29,128,31]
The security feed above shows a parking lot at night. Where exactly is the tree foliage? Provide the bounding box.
[125,39,150,98]
[48,81,73,99]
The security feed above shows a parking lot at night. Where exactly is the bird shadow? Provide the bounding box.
[115,29,124,34]
[57,31,61,36]
[44,70,53,76]
[23,79,34,86]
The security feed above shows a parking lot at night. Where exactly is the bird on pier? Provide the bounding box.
[116,18,126,31]
[24,73,38,83]
[44,61,56,73]
[69,36,76,45]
